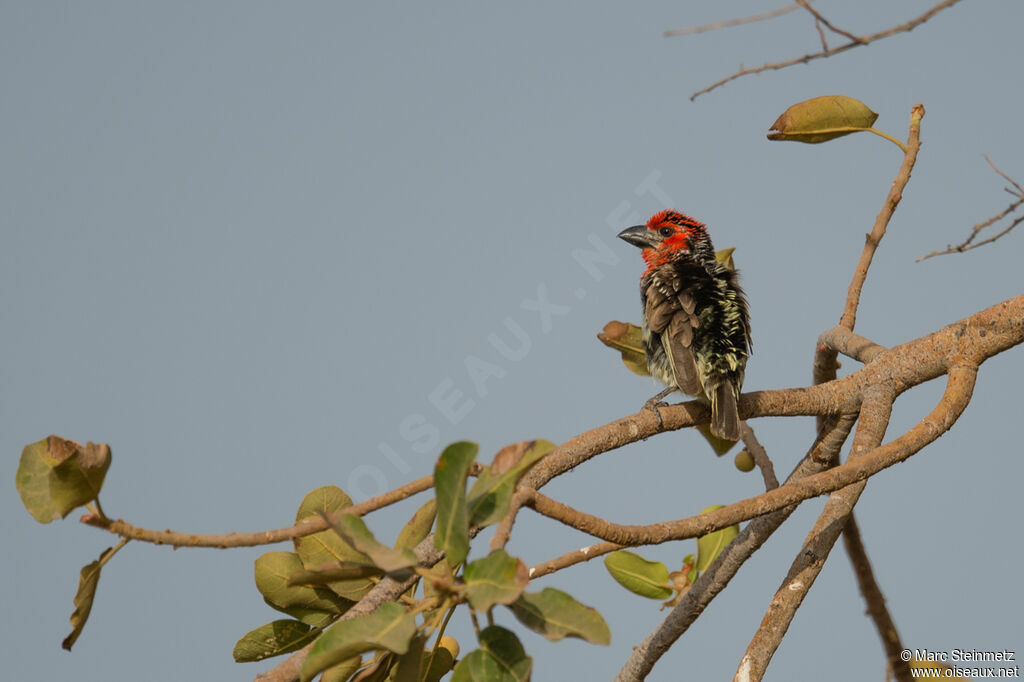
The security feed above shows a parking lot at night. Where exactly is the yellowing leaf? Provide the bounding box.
[62,545,117,650]
[597,321,649,377]
[767,95,879,143]
[17,436,111,523]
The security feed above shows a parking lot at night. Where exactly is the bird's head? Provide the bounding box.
[617,209,714,269]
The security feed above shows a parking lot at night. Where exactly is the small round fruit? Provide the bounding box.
[734,449,755,472]
[438,636,460,660]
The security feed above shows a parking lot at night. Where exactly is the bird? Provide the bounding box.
[617,209,751,440]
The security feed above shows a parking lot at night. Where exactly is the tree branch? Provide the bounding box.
[664,3,802,37]
[843,514,913,682]
[740,421,779,490]
[815,104,924,425]
[736,387,894,680]
[918,157,1024,260]
[82,295,1024,558]
[795,0,863,44]
[614,414,856,682]
[841,104,924,330]
[81,473,439,548]
[687,0,964,100]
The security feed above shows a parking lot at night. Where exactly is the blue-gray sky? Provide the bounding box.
[4,2,1022,680]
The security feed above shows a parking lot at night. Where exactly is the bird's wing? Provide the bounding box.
[646,285,701,395]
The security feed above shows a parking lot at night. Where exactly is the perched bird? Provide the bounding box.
[618,209,751,440]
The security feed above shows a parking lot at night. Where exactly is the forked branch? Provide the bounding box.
[680,0,964,100]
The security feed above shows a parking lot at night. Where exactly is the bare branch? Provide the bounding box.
[841,104,924,330]
[811,17,829,51]
[918,157,1024,260]
[689,0,963,100]
[818,327,888,365]
[82,472,439,548]
[528,540,622,580]
[740,421,779,490]
[816,104,924,412]
[664,3,801,37]
[736,388,894,680]
[84,294,1024,557]
[796,0,864,43]
[615,414,856,682]
[843,514,913,682]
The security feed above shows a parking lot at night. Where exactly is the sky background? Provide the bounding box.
[3,2,1022,680]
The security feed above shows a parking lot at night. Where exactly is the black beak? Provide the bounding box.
[617,224,660,249]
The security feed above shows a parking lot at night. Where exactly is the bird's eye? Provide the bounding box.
[659,226,675,238]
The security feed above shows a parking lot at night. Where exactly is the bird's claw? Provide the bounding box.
[643,387,677,430]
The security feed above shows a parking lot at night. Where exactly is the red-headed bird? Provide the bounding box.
[618,209,751,440]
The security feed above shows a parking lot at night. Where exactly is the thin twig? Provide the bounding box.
[664,3,802,37]
[989,157,1023,195]
[689,0,963,100]
[739,421,778,490]
[82,473,438,548]
[812,17,829,51]
[841,104,925,330]
[528,541,622,580]
[796,0,864,43]
[918,157,1024,261]
[843,514,913,682]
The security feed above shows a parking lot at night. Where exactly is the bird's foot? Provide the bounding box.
[643,387,677,429]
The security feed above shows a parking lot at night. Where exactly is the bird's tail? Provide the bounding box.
[710,382,740,441]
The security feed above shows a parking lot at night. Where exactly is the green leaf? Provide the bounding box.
[319,656,363,682]
[389,634,427,682]
[451,626,532,682]
[767,95,879,143]
[433,441,478,567]
[694,424,738,456]
[254,551,351,617]
[467,440,555,526]
[509,587,610,645]
[17,436,111,523]
[351,652,395,681]
[300,602,416,682]
[296,485,354,522]
[293,486,374,601]
[695,505,739,572]
[597,321,650,377]
[462,549,529,612]
[321,513,418,578]
[61,545,116,650]
[421,637,459,682]
[232,619,322,663]
[289,564,386,588]
[603,550,673,600]
[394,498,437,550]
[683,554,698,585]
